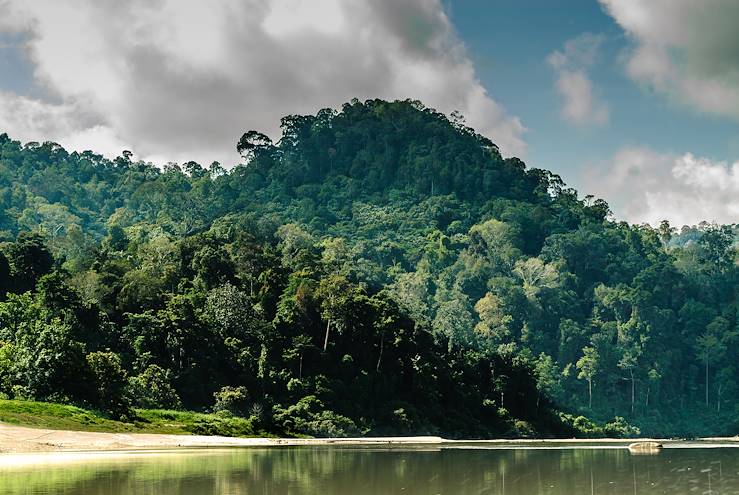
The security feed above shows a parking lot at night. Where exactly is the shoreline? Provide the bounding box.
[2,422,739,455]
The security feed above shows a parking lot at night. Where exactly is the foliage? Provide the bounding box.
[0,100,735,438]
[128,365,182,410]
[272,396,360,438]
[213,386,250,416]
[558,413,640,438]
[0,398,259,437]
[86,351,130,418]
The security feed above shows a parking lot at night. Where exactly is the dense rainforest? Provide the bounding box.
[0,99,736,438]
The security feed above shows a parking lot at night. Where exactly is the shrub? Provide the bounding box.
[286,378,307,395]
[272,395,359,437]
[185,415,255,437]
[385,402,421,433]
[0,343,17,396]
[128,365,182,410]
[603,416,640,437]
[559,413,640,438]
[213,386,249,416]
[15,320,88,401]
[86,351,130,418]
[513,420,536,438]
[572,415,600,436]
[304,410,359,437]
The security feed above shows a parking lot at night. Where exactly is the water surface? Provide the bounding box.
[0,445,735,494]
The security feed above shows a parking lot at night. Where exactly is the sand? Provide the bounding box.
[0,423,446,453]
[2,422,739,455]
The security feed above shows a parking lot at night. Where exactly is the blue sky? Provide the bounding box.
[450,0,738,202]
[0,33,32,95]
[0,0,737,226]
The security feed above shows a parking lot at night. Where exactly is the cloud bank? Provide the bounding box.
[600,0,739,119]
[0,0,525,166]
[586,147,739,226]
[547,33,609,127]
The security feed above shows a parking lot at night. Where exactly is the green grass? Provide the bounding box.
[0,399,265,437]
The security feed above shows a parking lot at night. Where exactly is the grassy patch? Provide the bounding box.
[0,399,265,437]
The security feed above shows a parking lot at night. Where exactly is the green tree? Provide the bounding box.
[128,364,182,410]
[577,346,599,409]
[474,292,514,350]
[86,351,130,417]
[315,274,355,352]
[534,353,561,408]
[6,232,54,293]
[213,386,249,416]
[283,334,313,379]
[14,318,87,401]
[695,317,729,407]
[512,257,560,299]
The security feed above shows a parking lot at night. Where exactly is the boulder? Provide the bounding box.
[628,441,663,454]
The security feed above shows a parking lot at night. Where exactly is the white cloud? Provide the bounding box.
[585,147,739,226]
[0,0,29,33]
[0,91,132,157]
[600,0,739,119]
[0,0,526,166]
[547,34,609,126]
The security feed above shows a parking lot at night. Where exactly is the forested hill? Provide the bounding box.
[0,99,736,438]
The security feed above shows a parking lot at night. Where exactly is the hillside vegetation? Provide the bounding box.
[0,399,258,436]
[0,99,736,438]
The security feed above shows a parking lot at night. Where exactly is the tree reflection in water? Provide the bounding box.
[0,446,735,494]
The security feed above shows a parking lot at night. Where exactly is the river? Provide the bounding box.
[0,445,735,494]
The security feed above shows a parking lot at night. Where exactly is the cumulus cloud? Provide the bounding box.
[0,91,132,157]
[585,147,739,226]
[600,0,739,119]
[0,0,525,166]
[547,33,609,126]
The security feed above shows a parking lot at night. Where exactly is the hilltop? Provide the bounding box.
[0,99,736,438]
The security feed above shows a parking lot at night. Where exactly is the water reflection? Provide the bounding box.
[0,446,736,494]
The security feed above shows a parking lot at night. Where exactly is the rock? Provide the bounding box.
[628,441,663,454]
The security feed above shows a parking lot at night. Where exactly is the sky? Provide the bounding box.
[0,0,737,227]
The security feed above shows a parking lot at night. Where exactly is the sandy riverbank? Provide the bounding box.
[2,422,739,454]
[0,423,447,453]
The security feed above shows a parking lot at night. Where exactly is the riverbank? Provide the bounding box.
[0,422,447,453]
[4,422,739,454]
[3,398,739,454]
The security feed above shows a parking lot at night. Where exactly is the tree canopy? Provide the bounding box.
[0,99,736,438]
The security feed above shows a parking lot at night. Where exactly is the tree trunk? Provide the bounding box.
[705,360,709,407]
[717,382,722,413]
[630,369,635,415]
[376,332,384,373]
[588,378,592,409]
[299,352,303,379]
[323,319,331,352]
